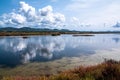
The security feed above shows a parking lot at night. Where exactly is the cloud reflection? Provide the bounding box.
[0,34,120,67]
[0,36,65,64]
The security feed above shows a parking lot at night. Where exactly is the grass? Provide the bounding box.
[1,59,120,80]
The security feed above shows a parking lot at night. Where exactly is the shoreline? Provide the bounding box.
[0,31,120,36]
[0,59,120,80]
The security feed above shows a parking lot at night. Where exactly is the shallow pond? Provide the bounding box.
[0,34,120,75]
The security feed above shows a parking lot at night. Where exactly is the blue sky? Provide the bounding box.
[0,0,68,15]
[0,0,120,31]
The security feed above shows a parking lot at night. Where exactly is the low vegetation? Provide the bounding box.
[0,59,120,80]
[0,29,120,36]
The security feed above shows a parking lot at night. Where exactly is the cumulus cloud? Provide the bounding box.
[113,22,120,28]
[39,6,65,28]
[0,1,66,28]
[11,13,26,24]
[39,6,53,16]
[19,1,36,22]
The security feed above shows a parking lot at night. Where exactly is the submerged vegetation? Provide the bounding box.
[1,59,120,80]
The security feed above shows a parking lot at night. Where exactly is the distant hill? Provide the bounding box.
[0,27,71,32]
[0,27,120,33]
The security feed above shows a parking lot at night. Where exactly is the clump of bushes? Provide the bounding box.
[1,59,120,80]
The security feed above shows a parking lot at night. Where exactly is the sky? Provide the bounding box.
[0,0,120,31]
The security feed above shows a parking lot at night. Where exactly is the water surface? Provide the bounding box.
[0,34,120,67]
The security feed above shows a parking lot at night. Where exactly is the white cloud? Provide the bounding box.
[0,12,26,27]
[11,13,26,24]
[71,17,79,22]
[19,1,36,20]
[39,5,53,16]
[54,13,66,22]
[39,7,66,28]
[19,1,33,13]
[0,1,119,31]
[0,1,66,28]
[64,0,120,30]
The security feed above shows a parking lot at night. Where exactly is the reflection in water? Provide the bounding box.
[0,36,65,66]
[0,34,120,67]
[112,38,120,43]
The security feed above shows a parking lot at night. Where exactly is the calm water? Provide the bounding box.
[0,34,120,67]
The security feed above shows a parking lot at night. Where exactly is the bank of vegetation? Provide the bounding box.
[0,27,120,36]
[0,59,120,80]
